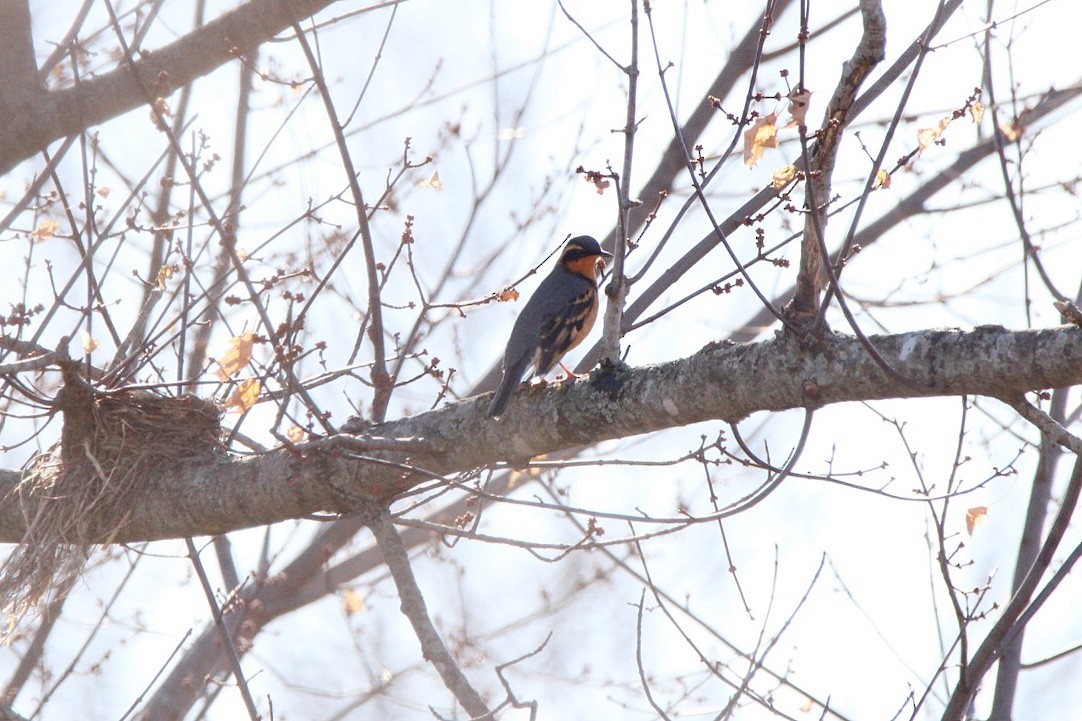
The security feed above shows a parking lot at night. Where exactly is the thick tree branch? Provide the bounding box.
[1,325,1079,543]
[0,0,343,174]
[789,0,886,318]
[0,0,40,103]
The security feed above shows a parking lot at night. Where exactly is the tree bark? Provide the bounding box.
[0,0,341,174]
[1,324,1078,543]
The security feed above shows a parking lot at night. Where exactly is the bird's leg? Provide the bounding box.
[555,362,581,381]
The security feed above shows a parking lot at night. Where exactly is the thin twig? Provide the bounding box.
[116,628,195,721]
[99,0,330,430]
[635,588,676,720]
[185,538,261,720]
[492,633,552,721]
[940,411,1082,719]
[642,0,790,330]
[361,504,492,720]
[287,17,392,422]
[535,485,843,719]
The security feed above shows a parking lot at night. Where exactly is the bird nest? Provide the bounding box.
[1,367,221,635]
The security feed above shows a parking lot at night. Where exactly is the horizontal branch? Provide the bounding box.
[1,324,1079,543]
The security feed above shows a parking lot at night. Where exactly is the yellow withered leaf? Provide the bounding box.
[225,378,261,413]
[156,263,179,290]
[743,112,778,169]
[217,332,256,380]
[772,164,797,189]
[419,170,443,190]
[31,219,58,241]
[998,120,1023,142]
[343,588,365,616]
[965,506,988,535]
[969,101,985,124]
[80,329,98,353]
[917,115,953,152]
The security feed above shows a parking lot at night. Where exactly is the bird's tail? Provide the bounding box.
[487,357,531,417]
[487,375,516,417]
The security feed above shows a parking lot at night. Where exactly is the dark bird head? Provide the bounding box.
[559,235,613,279]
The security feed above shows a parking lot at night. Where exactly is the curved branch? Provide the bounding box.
[0,0,343,174]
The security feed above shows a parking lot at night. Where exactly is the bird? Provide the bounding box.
[487,235,612,418]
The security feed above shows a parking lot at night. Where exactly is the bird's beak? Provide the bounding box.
[598,249,613,269]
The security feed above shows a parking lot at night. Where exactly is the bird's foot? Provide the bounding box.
[554,362,585,382]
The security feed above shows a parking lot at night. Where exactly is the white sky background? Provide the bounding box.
[3,0,1082,719]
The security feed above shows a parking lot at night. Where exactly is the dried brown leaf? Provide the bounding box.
[80,329,98,353]
[217,332,256,380]
[785,89,813,128]
[225,378,261,413]
[31,219,58,241]
[419,170,443,190]
[743,113,778,169]
[965,506,988,535]
[772,164,797,189]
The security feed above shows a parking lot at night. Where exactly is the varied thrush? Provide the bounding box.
[488,235,612,418]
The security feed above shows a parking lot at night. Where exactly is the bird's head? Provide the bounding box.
[559,235,613,280]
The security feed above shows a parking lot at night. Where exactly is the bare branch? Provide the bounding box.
[184,538,261,720]
[361,504,492,719]
[941,416,1082,720]
[598,0,640,364]
[288,16,393,421]
[0,0,355,174]
[787,0,886,320]
[988,389,1070,718]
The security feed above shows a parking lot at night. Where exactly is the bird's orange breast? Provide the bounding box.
[564,292,599,353]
